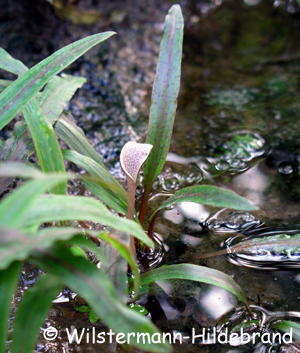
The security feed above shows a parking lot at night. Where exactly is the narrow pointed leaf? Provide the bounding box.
[0,31,115,129]
[10,274,62,353]
[54,114,105,166]
[0,162,43,179]
[23,97,66,194]
[23,194,154,248]
[0,262,21,353]
[131,263,251,313]
[272,321,300,340]
[63,149,127,211]
[150,185,258,221]
[0,174,71,228]
[36,74,86,124]
[31,245,171,353]
[0,48,28,75]
[143,5,183,192]
[83,179,128,215]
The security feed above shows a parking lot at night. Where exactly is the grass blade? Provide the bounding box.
[10,274,62,353]
[131,263,251,314]
[22,98,66,194]
[0,262,21,353]
[143,5,183,197]
[0,31,115,129]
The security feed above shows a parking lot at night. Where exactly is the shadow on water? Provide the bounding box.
[1,0,300,352]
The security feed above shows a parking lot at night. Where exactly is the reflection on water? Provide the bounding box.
[206,209,261,233]
[200,286,237,320]
[232,165,270,207]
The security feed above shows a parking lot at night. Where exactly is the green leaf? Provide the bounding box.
[83,179,128,215]
[0,225,120,271]
[31,244,171,353]
[63,149,127,212]
[36,74,86,125]
[23,194,154,248]
[272,321,300,340]
[0,228,106,271]
[0,261,21,353]
[71,233,139,297]
[0,122,35,193]
[0,122,34,163]
[98,231,139,300]
[69,243,88,258]
[0,48,28,75]
[55,113,105,167]
[0,174,70,228]
[230,233,300,256]
[0,31,115,129]
[10,274,62,353]
[69,234,108,268]
[76,305,90,313]
[89,309,99,323]
[143,5,183,194]
[0,79,12,92]
[0,227,84,270]
[131,264,251,313]
[150,185,258,221]
[22,97,66,194]
[0,161,43,179]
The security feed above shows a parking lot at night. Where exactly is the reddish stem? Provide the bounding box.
[147,212,160,239]
[78,220,101,246]
[138,187,151,225]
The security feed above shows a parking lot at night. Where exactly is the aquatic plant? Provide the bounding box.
[0,4,267,353]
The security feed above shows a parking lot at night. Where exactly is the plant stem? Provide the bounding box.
[147,212,160,239]
[126,177,137,258]
[138,187,151,225]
